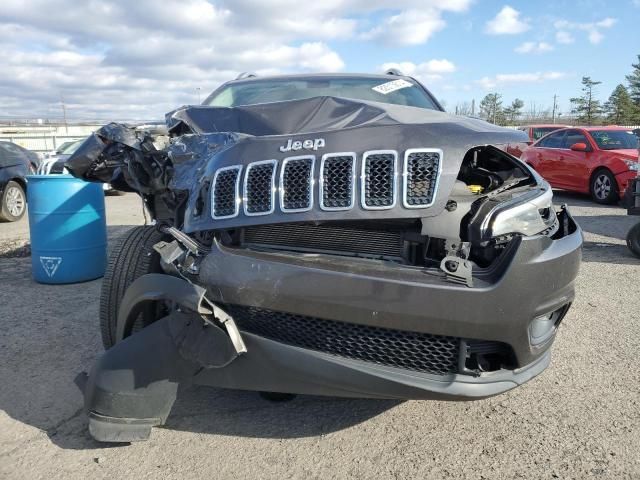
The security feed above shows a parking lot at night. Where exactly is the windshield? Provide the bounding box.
[591,130,638,150]
[204,77,440,110]
[59,139,84,155]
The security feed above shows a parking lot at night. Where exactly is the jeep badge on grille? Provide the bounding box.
[279,138,325,152]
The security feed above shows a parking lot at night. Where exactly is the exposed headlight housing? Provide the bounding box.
[482,186,557,238]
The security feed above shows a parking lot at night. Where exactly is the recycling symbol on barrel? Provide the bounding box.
[39,256,63,278]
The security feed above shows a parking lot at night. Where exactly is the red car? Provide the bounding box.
[521,126,640,204]
[507,124,567,157]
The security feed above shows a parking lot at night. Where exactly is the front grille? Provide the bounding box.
[210,147,443,220]
[362,151,396,209]
[242,223,404,259]
[281,156,313,211]
[404,150,440,208]
[212,166,241,218]
[229,305,460,375]
[321,154,355,210]
[244,160,276,215]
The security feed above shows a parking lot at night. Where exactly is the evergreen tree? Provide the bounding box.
[503,98,524,125]
[626,54,640,105]
[604,84,636,124]
[570,77,603,125]
[479,93,505,125]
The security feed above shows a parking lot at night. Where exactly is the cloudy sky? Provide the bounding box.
[1,0,638,121]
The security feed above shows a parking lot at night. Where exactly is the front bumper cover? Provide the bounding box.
[84,209,581,441]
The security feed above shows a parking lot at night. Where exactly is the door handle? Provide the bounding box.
[559,155,564,160]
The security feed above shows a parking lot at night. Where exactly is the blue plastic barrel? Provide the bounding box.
[27,175,107,284]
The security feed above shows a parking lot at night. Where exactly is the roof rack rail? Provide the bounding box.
[236,72,257,80]
[384,68,404,76]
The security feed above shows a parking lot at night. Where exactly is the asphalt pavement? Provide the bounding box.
[0,191,638,479]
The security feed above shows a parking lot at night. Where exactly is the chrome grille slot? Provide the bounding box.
[320,153,355,211]
[243,160,277,216]
[280,156,314,212]
[403,149,441,208]
[211,165,241,219]
[362,150,397,210]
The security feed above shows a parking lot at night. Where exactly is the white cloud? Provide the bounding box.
[0,0,476,119]
[555,30,574,44]
[477,71,567,90]
[485,6,530,35]
[515,41,554,54]
[380,59,456,82]
[588,30,604,44]
[553,17,617,45]
[0,0,480,120]
[362,9,446,45]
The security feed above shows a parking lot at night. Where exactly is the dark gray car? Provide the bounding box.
[66,72,582,442]
[0,141,37,221]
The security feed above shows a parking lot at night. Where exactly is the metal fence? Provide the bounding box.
[0,135,85,152]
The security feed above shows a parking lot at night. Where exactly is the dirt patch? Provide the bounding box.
[0,240,31,258]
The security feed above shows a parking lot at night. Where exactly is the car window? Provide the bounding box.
[205,77,440,110]
[60,140,84,155]
[562,130,589,149]
[590,130,638,150]
[532,127,561,141]
[0,143,24,167]
[537,131,565,148]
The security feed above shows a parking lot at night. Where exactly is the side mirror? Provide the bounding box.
[570,142,588,152]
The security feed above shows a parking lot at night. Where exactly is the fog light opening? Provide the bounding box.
[529,304,571,346]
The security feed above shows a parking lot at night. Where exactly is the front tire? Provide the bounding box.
[627,222,640,259]
[99,226,168,349]
[0,181,26,222]
[590,169,618,204]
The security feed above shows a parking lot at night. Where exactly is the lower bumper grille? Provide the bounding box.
[228,305,461,375]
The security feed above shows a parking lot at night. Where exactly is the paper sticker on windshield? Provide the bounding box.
[372,79,413,95]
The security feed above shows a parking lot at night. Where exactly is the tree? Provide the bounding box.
[626,54,640,105]
[479,93,505,125]
[503,98,524,125]
[604,84,636,124]
[570,76,603,125]
[454,101,473,116]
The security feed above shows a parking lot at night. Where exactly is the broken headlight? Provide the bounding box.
[482,186,556,238]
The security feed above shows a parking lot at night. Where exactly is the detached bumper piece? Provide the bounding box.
[85,276,242,443]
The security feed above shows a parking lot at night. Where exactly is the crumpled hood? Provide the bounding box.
[65,96,528,233]
[166,96,527,232]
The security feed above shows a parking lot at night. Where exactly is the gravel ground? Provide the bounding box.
[0,191,639,480]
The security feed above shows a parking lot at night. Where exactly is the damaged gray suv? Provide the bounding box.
[66,72,582,442]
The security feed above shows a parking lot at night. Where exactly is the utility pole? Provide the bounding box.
[471,99,475,117]
[552,94,558,124]
[196,87,201,104]
[60,92,68,134]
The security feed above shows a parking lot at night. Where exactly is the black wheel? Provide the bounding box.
[100,226,168,349]
[0,180,26,222]
[627,222,640,259]
[590,169,618,204]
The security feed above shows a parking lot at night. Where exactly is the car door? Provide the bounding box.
[530,130,566,184]
[555,129,592,191]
